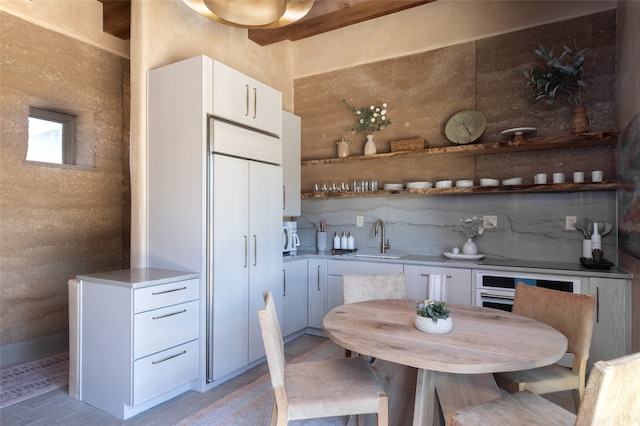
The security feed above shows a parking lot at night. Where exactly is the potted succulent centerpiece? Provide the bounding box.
[414,299,452,334]
[524,44,589,133]
[343,99,392,155]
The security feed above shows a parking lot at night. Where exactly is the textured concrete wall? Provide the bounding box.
[295,11,617,192]
[0,13,130,349]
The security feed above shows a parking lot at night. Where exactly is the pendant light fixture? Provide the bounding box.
[182,0,314,29]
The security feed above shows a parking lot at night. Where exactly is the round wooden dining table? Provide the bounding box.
[323,299,568,426]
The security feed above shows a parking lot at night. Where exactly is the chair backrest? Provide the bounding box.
[512,283,596,359]
[258,291,286,388]
[575,352,640,425]
[343,274,407,304]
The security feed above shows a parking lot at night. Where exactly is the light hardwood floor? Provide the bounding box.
[0,334,328,426]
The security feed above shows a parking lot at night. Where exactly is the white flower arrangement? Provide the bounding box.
[343,100,392,134]
[460,217,484,239]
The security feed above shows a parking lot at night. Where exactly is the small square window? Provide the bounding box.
[27,107,76,165]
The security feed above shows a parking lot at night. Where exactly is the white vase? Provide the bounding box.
[462,238,478,255]
[364,134,377,155]
[415,315,453,334]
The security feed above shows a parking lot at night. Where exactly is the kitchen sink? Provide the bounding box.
[349,254,404,260]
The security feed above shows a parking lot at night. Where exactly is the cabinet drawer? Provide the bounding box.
[134,279,199,313]
[327,260,404,276]
[134,300,199,359]
[133,339,199,405]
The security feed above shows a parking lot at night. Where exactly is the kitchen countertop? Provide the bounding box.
[76,268,199,288]
[284,251,632,279]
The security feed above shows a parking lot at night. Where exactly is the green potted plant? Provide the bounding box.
[414,299,452,334]
[524,44,589,133]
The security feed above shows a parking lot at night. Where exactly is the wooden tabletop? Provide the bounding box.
[323,299,568,375]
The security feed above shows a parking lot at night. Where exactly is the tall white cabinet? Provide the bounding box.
[148,56,283,389]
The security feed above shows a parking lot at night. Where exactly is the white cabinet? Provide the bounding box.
[403,265,473,304]
[212,60,282,137]
[307,258,327,329]
[148,55,284,388]
[77,269,199,420]
[212,154,283,380]
[282,258,308,336]
[326,260,404,314]
[585,277,631,372]
[282,111,301,217]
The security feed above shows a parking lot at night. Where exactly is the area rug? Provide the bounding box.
[0,352,69,409]
[174,341,351,426]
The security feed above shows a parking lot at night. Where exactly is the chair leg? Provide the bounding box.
[572,387,582,412]
[270,400,277,426]
[345,348,352,357]
[377,392,389,426]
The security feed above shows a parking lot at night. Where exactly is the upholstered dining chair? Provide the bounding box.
[342,273,407,304]
[493,283,596,411]
[342,273,407,358]
[258,291,389,426]
[449,352,640,425]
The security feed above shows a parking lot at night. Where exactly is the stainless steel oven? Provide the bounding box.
[475,270,582,312]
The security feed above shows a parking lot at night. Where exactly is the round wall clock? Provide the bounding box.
[444,110,487,144]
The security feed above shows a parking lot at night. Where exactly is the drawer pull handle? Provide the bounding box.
[152,287,187,295]
[420,274,452,278]
[480,292,514,300]
[152,350,187,365]
[153,309,187,320]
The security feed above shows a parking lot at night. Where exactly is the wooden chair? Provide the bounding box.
[494,283,596,410]
[342,273,407,358]
[258,291,388,426]
[449,352,640,425]
[342,273,407,304]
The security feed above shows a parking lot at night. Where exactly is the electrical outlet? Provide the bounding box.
[482,215,497,229]
[566,216,577,230]
[356,216,364,227]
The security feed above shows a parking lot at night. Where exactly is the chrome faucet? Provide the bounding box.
[374,219,391,254]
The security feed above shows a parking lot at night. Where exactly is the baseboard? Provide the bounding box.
[0,331,69,368]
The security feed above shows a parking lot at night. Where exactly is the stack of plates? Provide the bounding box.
[502,177,523,186]
[383,183,404,190]
[406,181,433,189]
[435,180,453,188]
[456,180,474,187]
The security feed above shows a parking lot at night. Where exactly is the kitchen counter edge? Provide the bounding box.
[76,268,200,289]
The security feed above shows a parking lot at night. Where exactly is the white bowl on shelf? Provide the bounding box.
[435,180,453,188]
[406,181,433,189]
[383,183,404,190]
[456,180,474,187]
[480,178,500,187]
[502,177,523,186]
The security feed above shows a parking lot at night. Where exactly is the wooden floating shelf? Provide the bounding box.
[300,132,619,166]
[301,182,619,199]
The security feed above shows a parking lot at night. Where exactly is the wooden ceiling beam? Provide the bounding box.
[248,0,433,46]
[98,0,131,40]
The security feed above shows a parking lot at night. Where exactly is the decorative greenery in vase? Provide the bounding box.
[524,44,587,108]
[415,299,450,323]
[459,217,484,239]
[343,100,392,134]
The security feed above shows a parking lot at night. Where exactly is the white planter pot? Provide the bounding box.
[414,315,453,334]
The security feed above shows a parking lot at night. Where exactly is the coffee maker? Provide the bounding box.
[283,221,300,254]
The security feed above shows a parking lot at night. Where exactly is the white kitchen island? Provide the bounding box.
[73,268,200,420]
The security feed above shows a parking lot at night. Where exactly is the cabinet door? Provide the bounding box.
[282,259,308,336]
[248,161,283,363]
[404,265,473,304]
[586,278,631,372]
[211,155,250,380]
[307,259,327,329]
[212,61,282,136]
[282,111,301,217]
